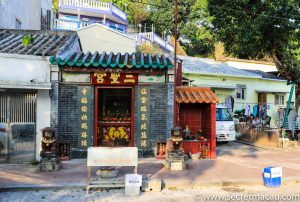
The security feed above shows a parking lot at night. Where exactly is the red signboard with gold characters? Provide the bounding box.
[92,73,138,85]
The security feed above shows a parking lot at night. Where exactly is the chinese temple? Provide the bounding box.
[49,51,176,157]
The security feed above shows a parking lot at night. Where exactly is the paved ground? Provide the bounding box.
[1,142,300,190]
[1,184,300,202]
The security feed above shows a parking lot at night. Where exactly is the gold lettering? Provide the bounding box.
[141,139,147,147]
[110,73,121,84]
[124,74,135,83]
[141,132,147,138]
[81,88,87,95]
[81,140,87,147]
[124,79,135,83]
[141,88,147,95]
[141,113,147,121]
[81,114,88,121]
[81,105,87,112]
[94,73,107,84]
[81,97,88,104]
[141,106,147,112]
[141,97,147,104]
[141,123,147,130]
[81,123,88,129]
[81,131,88,138]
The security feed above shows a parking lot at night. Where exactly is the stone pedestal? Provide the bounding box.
[39,157,62,172]
[189,152,200,161]
[142,179,162,192]
[164,151,186,171]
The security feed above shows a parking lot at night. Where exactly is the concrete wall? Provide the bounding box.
[35,89,51,161]
[0,0,52,30]
[0,54,52,162]
[184,73,295,127]
[77,24,136,54]
[0,54,51,89]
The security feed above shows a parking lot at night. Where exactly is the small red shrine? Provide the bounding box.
[176,86,218,159]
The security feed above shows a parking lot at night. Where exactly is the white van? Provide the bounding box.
[216,105,236,142]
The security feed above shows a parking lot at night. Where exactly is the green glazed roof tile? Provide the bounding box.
[50,51,174,69]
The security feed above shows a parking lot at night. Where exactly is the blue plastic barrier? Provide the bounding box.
[263,167,282,187]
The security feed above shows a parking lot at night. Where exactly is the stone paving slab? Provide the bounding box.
[1,143,300,191]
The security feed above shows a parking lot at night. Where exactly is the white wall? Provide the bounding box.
[226,61,278,72]
[0,0,52,30]
[77,24,136,54]
[0,54,51,89]
[35,89,51,161]
[0,53,52,161]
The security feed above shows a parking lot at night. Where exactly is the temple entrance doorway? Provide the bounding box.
[95,87,134,147]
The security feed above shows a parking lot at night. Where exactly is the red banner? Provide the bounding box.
[92,73,138,85]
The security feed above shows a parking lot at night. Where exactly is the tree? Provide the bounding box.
[101,0,149,26]
[149,0,215,57]
[128,2,148,28]
[208,0,300,81]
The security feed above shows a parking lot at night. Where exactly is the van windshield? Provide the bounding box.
[216,108,233,121]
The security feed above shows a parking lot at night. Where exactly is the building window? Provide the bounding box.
[15,18,21,29]
[236,84,246,99]
[275,94,284,105]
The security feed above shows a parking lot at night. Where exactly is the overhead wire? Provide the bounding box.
[129,0,300,22]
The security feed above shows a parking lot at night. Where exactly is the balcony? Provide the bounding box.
[53,19,127,34]
[53,19,92,30]
[59,0,128,25]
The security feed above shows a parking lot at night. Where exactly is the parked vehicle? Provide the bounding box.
[216,105,236,142]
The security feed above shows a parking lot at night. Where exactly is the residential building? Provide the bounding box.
[0,0,52,30]
[0,29,80,163]
[181,56,294,128]
[54,0,174,52]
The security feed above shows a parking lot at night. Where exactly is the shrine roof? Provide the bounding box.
[0,29,78,56]
[176,87,219,104]
[49,51,174,69]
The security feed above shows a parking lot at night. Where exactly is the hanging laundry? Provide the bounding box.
[258,105,262,118]
[225,96,233,113]
[262,104,268,119]
[244,104,251,116]
[231,96,235,111]
[253,105,258,118]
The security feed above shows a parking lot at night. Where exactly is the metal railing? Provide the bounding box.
[53,19,91,30]
[60,0,127,22]
[133,32,174,53]
[61,0,111,10]
[0,92,36,123]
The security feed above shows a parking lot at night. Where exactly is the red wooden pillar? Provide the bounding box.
[176,61,182,87]
[174,61,182,126]
[210,103,216,159]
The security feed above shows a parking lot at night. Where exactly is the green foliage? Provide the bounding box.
[53,0,59,13]
[208,0,300,81]
[22,34,34,47]
[102,0,148,26]
[149,0,215,57]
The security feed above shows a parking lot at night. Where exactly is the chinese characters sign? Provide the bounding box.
[136,86,150,149]
[92,73,137,85]
[78,86,92,149]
